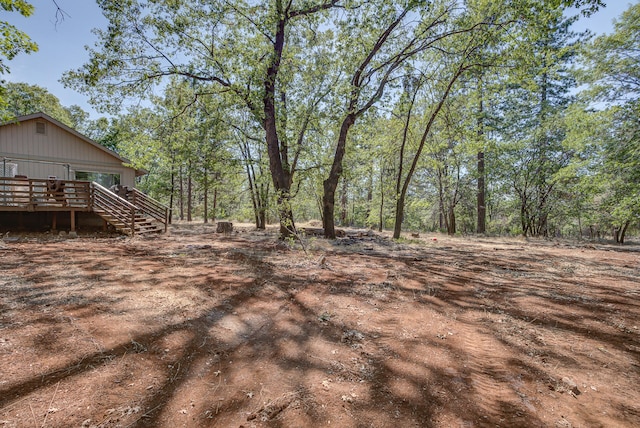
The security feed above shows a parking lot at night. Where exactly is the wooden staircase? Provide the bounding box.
[91,182,168,236]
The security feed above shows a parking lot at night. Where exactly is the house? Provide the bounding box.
[0,112,143,186]
[0,112,167,235]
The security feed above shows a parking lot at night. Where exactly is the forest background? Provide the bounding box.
[1,0,639,243]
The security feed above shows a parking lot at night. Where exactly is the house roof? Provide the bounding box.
[1,112,147,177]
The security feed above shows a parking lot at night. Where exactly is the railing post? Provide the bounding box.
[131,206,136,235]
[164,207,168,232]
[89,183,94,210]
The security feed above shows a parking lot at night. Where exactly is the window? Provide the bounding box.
[35,122,46,135]
[75,171,121,188]
[1,162,17,177]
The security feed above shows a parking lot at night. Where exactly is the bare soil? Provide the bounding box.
[1,223,639,428]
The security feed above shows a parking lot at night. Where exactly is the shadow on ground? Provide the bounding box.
[0,228,639,427]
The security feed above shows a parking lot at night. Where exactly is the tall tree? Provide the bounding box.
[64,0,339,238]
[323,0,488,239]
[390,0,505,239]
[495,4,585,237]
[224,105,271,228]
[475,75,487,233]
[427,93,477,235]
[577,2,640,243]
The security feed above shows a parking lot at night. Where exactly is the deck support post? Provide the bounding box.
[70,210,76,232]
[51,212,57,231]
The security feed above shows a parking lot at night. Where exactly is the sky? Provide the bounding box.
[2,0,637,120]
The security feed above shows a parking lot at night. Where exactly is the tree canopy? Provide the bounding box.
[0,0,37,75]
[9,0,630,242]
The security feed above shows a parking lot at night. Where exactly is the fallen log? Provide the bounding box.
[301,227,346,237]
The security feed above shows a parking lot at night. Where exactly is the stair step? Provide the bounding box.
[91,187,166,236]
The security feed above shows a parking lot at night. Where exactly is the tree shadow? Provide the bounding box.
[0,233,638,427]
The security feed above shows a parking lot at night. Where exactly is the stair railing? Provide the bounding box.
[91,182,138,235]
[128,188,169,232]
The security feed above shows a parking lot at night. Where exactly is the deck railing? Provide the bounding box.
[0,177,92,210]
[0,177,169,235]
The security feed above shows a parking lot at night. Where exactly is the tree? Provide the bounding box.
[580,2,640,103]
[429,94,477,235]
[475,75,487,234]
[604,103,640,243]
[494,4,585,237]
[388,0,602,239]
[323,0,493,239]
[0,1,37,77]
[228,109,271,229]
[1,0,71,116]
[0,82,77,125]
[59,0,608,238]
[577,2,640,243]
[63,0,340,238]
[390,0,506,239]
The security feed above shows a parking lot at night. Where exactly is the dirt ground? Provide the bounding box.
[0,222,639,428]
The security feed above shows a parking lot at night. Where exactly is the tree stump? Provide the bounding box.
[216,221,233,234]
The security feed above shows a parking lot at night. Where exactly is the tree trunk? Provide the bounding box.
[392,191,406,239]
[263,14,296,239]
[323,114,355,238]
[168,167,175,224]
[477,80,486,234]
[620,220,630,244]
[577,209,582,240]
[246,161,260,229]
[258,194,266,229]
[239,137,267,230]
[340,177,348,226]
[366,168,373,223]
[187,162,192,222]
[179,165,184,221]
[256,182,267,230]
[477,149,486,234]
[315,193,324,223]
[521,202,528,237]
[378,163,384,232]
[277,190,296,237]
[203,167,208,223]
[448,205,456,235]
[212,187,217,223]
[322,181,337,238]
[438,176,446,232]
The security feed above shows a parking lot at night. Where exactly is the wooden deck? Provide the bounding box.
[0,177,168,235]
